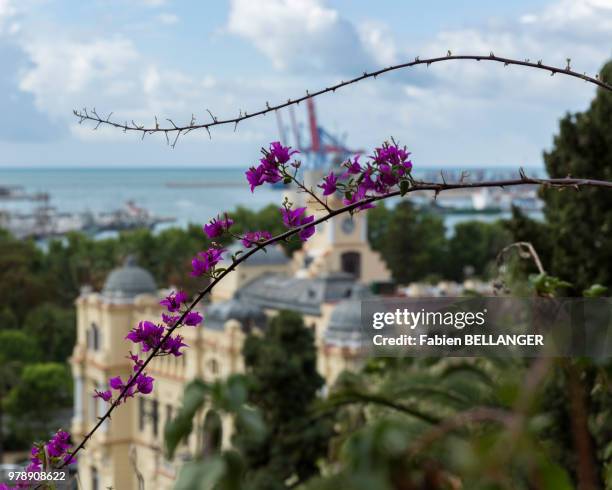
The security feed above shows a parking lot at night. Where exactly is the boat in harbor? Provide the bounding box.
[0,200,175,240]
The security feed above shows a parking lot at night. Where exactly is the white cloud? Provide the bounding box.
[156,12,178,25]
[19,37,140,114]
[358,21,398,66]
[0,0,18,34]
[522,0,612,30]
[227,0,374,74]
[140,0,168,7]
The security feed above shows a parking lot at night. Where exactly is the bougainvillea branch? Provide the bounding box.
[73,53,612,146]
[22,51,605,489]
[60,167,612,468]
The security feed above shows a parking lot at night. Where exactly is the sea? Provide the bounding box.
[0,167,541,239]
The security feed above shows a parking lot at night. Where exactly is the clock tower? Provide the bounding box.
[289,171,391,284]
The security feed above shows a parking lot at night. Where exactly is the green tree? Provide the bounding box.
[4,363,72,445]
[23,304,76,362]
[44,232,119,303]
[366,202,392,253]
[0,330,41,462]
[0,231,50,323]
[540,60,612,292]
[503,206,552,275]
[378,202,447,284]
[447,220,511,281]
[0,307,17,331]
[237,310,332,489]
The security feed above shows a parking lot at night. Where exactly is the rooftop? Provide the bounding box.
[235,271,356,316]
[102,256,157,301]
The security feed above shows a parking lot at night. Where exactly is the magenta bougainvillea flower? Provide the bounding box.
[46,430,72,458]
[280,206,307,227]
[269,141,297,164]
[191,247,225,276]
[241,230,272,248]
[245,141,298,192]
[126,320,164,352]
[298,214,316,241]
[246,165,265,192]
[128,352,144,372]
[160,290,188,312]
[160,335,188,357]
[280,207,316,242]
[203,214,234,239]
[343,155,362,177]
[319,172,338,196]
[17,429,77,479]
[184,311,203,326]
[161,313,181,326]
[135,373,154,394]
[94,389,112,402]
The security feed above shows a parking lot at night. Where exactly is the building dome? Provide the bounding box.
[324,284,371,347]
[102,256,157,300]
[224,242,288,267]
[205,299,267,331]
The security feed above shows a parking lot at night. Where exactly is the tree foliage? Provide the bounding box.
[236,310,333,489]
[4,363,72,444]
[540,60,612,292]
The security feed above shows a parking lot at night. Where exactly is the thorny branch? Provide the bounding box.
[60,175,612,467]
[73,54,612,146]
[497,241,546,275]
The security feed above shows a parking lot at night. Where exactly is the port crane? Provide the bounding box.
[275,98,364,171]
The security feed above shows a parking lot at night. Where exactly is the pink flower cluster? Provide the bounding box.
[203,214,234,239]
[1,431,76,489]
[245,141,298,192]
[318,141,414,211]
[242,230,272,248]
[280,206,315,241]
[191,247,226,276]
[94,290,202,406]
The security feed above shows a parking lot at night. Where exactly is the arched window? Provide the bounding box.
[89,323,100,351]
[341,251,361,279]
[91,467,99,490]
[208,359,219,376]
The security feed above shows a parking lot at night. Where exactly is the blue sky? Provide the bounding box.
[0,0,610,168]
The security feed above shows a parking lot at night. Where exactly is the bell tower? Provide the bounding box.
[290,171,391,283]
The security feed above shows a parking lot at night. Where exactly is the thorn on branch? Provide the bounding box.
[566,58,571,71]
[171,130,182,148]
[206,109,217,123]
[447,50,452,57]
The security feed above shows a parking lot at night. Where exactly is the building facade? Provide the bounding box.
[70,198,391,490]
